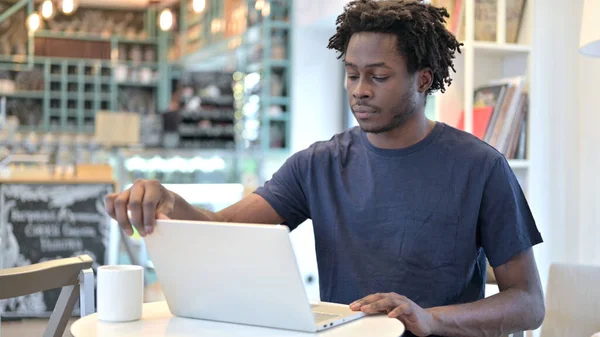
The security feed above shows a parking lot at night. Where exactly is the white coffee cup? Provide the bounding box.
[97,265,144,322]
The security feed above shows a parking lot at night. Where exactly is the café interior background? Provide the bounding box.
[0,0,599,334]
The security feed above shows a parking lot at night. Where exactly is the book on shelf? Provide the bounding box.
[457,82,507,139]
[430,0,463,35]
[457,76,527,160]
[430,0,527,44]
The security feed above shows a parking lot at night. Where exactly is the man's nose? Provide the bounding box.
[352,81,372,100]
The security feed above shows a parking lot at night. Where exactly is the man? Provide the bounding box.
[106,1,545,336]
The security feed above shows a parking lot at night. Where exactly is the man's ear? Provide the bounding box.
[417,68,433,94]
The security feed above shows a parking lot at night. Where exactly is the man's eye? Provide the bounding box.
[347,75,359,80]
[373,77,389,82]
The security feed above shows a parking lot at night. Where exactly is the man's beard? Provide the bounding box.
[359,92,417,134]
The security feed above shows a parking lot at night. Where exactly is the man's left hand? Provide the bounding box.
[350,292,438,337]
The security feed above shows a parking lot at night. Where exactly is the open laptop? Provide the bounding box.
[142,219,366,332]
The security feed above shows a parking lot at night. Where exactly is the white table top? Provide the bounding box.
[70,301,405,337]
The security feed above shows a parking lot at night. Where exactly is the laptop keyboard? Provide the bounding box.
[313,311,340,322]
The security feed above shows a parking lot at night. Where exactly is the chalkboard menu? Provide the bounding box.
[0,182,114,318]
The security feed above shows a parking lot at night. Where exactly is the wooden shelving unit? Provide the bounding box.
[472,41,532,56]
[433,0,534,191]
[34,30,159,44]
[427,2,540,303]
[0,0,293,154]
[174,0,293,153]
[507,159,530,170]
[0,2,164,135]
[0,57,160,133]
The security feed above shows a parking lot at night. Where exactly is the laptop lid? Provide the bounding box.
[143,219,319,331]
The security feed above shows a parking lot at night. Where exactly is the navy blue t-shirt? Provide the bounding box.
[254,122,542,316]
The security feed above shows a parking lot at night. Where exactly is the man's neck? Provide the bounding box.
[365,114,436,150]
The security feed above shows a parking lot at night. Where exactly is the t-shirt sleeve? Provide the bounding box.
[253,151,310,230]
[478,156,543,268]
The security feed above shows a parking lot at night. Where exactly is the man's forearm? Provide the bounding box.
[170,193,284,225]
[171,192,224,222]
[427,287,544,337]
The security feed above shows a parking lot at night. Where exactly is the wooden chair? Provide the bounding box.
[486,262,497,285]
[539,263,600,337]
[0,255,96,337]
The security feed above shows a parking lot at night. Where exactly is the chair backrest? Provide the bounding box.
[486,262,497,284]
[540,263,600,337]
[0,255,92,299]
[0,254,95,337]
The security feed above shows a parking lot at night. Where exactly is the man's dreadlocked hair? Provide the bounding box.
[327,0,462,95]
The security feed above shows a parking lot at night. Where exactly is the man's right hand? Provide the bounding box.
[105,179,175,237]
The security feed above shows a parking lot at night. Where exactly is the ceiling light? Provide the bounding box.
[159,8,174,31]
[580,0,600,57]
[193,0,206,13]
[60,0,78,15]
[27,13,42,32]
[262,2,270,17]
[41,0,55,19]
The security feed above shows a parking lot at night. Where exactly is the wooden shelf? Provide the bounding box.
[0,91,44,99]
[87,76,112,83]
[247,59,290,73]
[48,75,112,83]
[34,30,157,44]
[0,55,152,67]
[470,42,532,57]
[270,21,291,29]
[112,61,159,68]
[268,115,289,122]
[508,159,530,170]
[269,97,290,106]
[16,125,94,134]
[116,81,158,88]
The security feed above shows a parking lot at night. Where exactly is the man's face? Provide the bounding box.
[344,32,421,134]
